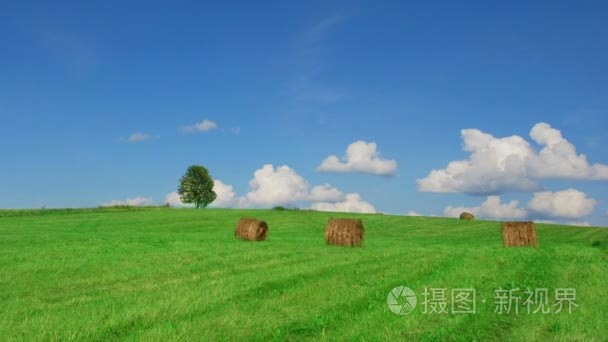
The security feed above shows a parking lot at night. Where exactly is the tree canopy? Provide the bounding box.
[178,165,217,208]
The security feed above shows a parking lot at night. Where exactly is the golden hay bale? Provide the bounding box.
[501,221,537,247]
[325,218,365,247]
[460,212,475,220]
[235,218,268,241]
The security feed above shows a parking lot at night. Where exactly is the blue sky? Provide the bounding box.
[1,1,608,226]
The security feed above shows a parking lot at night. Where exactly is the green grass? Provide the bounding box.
[1,208,607,341]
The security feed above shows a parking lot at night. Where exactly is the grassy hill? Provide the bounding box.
[1,208,607,341]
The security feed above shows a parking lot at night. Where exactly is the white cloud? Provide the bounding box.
[239,164,310,207]
[210,180,237,208]
[101,196,153,207]
[183,119,218,133]
[317,140,397,176]
[566,221,592,227]
[534,219,591,227]
[126,132,158,142]
[527,188,597,219]
[164,192,191,207]
[528,123,608,179]
[302,14,344,44]
[164,179,235,208]
[308,184,344,202]
[418,122,608,194]
[195,119,217,131]
[311,193,376,213]
[442,189,597,224]
[444,196,528,220]
[164,163,376,213]
[406,210,422,216]
[202,164,376,213]
[287,14,346,104]
[419,129,536,194]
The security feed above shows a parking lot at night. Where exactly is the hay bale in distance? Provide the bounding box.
[460,212,475,220]
[235,218,268,241]
[325,218,365,247]
[501,221,537,247]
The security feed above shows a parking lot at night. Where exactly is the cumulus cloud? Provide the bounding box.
[239,164,310,207]
[567,221,592,227]
[161,163,376,213]
[419,130,537,194]
[164,192,191,207]
[183,119,218,133]
[199,164,376,213]
[443,188,597,223]
[311,193,376,213]
[317,140,397,176]
[528,123,608,179]
[308,184,345,202]
[210,180,237,208]
[406,210,422,216]
[527,188,597,219]
[126,132,158,142]
[164,179,235,208]
[535,219,592,227]
[101,196,153,207]
[418,122,608,194]
[444,196,528,220]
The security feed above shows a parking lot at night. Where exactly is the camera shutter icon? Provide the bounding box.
[387,286,417,315]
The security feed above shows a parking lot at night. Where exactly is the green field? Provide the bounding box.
[1,208,607,341]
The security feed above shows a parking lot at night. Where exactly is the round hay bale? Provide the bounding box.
[235,218,268,241]
[501,221,537,247]
[459,212,475,220]
[325,218,365,247]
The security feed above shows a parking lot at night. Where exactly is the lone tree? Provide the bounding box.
[178,165,217,208]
